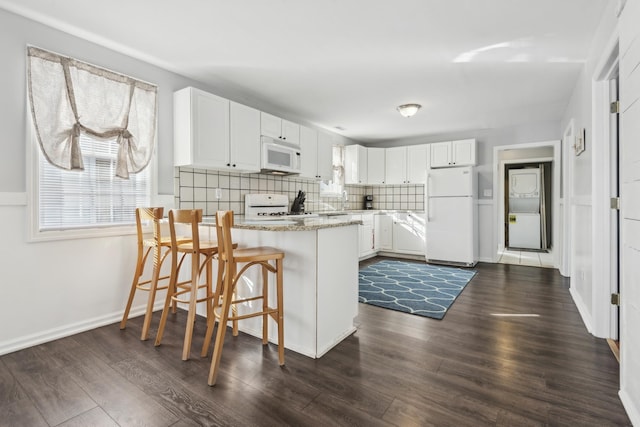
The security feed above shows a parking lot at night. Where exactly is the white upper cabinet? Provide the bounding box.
[229,101,261,171]
[430,138,476,168]
[385,144,429,184]
[174,87,260,172]
[385,146,406,184]
[300,127,334,180]
[316,131,334,180]
[299,125,318,179]
[406,144,429,183]
[260,112,300,145]
[367,147,386,184]
[345,144,368,185]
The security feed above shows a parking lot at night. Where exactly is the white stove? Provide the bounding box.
[244,194,319,220]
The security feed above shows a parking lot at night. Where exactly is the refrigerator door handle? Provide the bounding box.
[426,173,431,222]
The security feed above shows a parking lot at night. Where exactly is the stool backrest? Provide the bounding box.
[214,210,234,262]
[169,209,203,251]
[136,207,164,245]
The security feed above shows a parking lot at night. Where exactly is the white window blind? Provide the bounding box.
[38,133,150,231]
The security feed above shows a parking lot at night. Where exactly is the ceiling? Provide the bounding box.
[1,0,609,144]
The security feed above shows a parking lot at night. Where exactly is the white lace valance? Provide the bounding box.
[27,46,157,179]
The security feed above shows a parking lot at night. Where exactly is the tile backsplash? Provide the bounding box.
[175,167,424,215]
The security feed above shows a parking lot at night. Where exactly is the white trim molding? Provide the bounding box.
[0,192,27,206]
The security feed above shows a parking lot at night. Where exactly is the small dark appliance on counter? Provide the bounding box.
[364,195,373,210]
[291,190,306,213]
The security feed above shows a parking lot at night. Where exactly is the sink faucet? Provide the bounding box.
[341,190,348,211]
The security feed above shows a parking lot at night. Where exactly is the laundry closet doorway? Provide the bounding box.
[492,141,561,269]
[505,161,553,251]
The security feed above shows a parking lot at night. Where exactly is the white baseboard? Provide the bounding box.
[619,389,640,426]
[478,256,494,263]
[0,302,164,356]
[569,286,593,334]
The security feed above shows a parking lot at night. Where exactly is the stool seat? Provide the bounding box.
[233,246,284,263]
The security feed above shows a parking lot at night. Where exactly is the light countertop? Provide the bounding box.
[202,215,362,231]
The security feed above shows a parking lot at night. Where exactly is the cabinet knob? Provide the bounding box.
[232,164,236,167]
[226,163,231,166]
[282,137,286,140]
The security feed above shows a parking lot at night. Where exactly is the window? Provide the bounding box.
[319,145,345,197]
[37,133,149,232]
[27,47,156,240]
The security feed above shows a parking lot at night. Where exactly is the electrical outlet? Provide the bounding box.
[484,189,492,197]
[215,188,222,200]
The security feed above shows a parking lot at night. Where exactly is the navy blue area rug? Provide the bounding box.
[358,260,476,320]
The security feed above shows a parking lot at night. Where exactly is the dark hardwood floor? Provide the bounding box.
[0,258,631,426]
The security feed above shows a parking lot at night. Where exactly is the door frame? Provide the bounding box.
[591,33,619,339]
[561,120,575,277]
[492,140,561,266]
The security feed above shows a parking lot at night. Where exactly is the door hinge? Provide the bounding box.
[610,197,620,210]
[611,293,620,306]
[610,101,620,114]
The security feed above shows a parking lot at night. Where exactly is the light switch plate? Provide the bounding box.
[484,189,492,197]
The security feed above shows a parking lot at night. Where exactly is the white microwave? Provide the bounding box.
[261,136,301,175]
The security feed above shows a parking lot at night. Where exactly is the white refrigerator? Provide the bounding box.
[425,166,478,267]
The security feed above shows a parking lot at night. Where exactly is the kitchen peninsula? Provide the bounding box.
[202,215,362,358]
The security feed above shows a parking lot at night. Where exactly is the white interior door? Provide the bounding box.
[609,77,620,341]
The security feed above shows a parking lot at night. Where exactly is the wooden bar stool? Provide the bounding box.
[120,207,190,341]
[154,209,219,361]
[201,210,285,386]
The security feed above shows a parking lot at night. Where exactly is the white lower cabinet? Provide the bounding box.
[374,213,393,251]
[374,212,425,256]
[392,212,426,255]
[354,214,375,258]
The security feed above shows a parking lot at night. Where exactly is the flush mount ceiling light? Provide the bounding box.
[397,103,421,118]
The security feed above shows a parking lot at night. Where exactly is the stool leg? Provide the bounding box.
[276,258,285,366]
[140,245,162,340]
[201,257,225,357]
[120,245,146,330]
[208,265,236,386]
[262,264,269,345]
[154,250,179,347]
[182,252,200,361]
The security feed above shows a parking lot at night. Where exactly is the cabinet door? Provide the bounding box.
[281,119,300,145]
[299,125,318,179]
[357,145,368,184]
[316,131,334,180]
[393,213,426,254]
[385,146,407,184]
[430,142,451,168]
[345,145,367,185]
[260,112,282,139]
[174,87,229,169]
[407,144,428,183]
[360,224,374,257]
[367,147,386,184]
[451,139,476,166]
[230,102,260,172]
[375,214,393,250]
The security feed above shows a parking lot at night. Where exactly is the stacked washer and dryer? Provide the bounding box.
[508,168,542,250]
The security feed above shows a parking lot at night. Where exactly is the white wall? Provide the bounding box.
[0,8,351,355]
